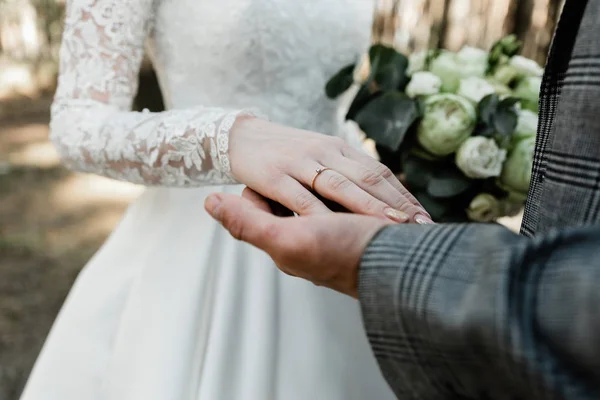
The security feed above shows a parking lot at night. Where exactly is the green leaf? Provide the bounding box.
[438,212,470,223]
[409,146,441,161]
[476,94,518,144]
[414,191,451,221]
[493,97,519,136]
[424,49,442,70]
[346,85,378,121]
[478,94,499,125]
[488,35,523,73]
[325,64,355,99]
[375,144,403,173]
[495,35,523,58]
[403,155,436,191]
[355,92,420,152]
[344,46,411,123]
[499,97,520,108]
[493,108,518,136]
[414,96,427,117]
[482,177,511,198]
[476,124,496,138]
[427,168,473,199]
[368,44,410,91]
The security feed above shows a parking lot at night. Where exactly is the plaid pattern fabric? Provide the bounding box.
[359,1,600,398]
[360,224,600,399]
[522,0,600,235]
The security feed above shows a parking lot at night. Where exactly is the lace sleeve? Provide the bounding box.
[50,0,261,186]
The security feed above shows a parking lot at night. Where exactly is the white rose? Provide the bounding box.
[509,55,544,77]
[417,94,477,156]
[408,50,427,76]
[457,77,496,103]
[455,137,507,179]
[514,109,538,142]
[500,136,535,194]
[466,193,501,222]
[430,47,488,92]
[514,76,542,112]
[429,52,461,92]
[486,79,513,100]
[466,193,523,222]
[493,65,519,86]
[456,46,489,65]
[457,46,489,77]
[406,72,442,97]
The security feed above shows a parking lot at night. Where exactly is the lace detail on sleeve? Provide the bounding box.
[50,0,261,186]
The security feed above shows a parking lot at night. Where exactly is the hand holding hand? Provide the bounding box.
[204,188,396,298]
[228,117,433,224]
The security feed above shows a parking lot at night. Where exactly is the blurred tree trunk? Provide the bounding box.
[508,0,534,40]
[387,0,563,64]
[372,0,400,46]
[394,0,453,52]
[507,0,564,63]
[441,0,513,51]
[538,0,564,63]
[432,0,452,48]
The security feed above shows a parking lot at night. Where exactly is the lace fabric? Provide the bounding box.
[50,0,260,186]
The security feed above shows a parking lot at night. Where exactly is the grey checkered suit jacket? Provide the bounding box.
[359,1,600,398]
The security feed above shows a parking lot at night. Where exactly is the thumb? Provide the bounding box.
[204,193,280,251]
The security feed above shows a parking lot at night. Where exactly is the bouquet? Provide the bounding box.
[325,36,540,223]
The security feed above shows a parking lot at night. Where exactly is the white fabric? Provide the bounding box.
[21,0,395,399]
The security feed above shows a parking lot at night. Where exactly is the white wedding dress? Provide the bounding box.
[21,0,396,399]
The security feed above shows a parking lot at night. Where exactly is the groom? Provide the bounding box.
[206,0,600,398]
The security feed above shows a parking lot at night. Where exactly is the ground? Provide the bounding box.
[0,96,143,399]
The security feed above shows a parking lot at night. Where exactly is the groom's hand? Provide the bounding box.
[204,189,392,298]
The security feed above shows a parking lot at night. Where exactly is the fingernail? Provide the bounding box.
[415,215,434,225]
[419,208,431,218]
[385,208,409,223]
[204,194,222,218]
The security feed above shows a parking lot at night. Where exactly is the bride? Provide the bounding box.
[21,0,431,399]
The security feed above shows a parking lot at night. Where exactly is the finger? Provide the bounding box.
[341,146,430,216]
[205,193,303,277]
[205,193,282,250]
[242,187,273,213]
[292,162,403,218]
[244,187,295,217]
[270,176,332,216]
[328,156,433,223]
[342,146,423,207]
[310,168,412,223]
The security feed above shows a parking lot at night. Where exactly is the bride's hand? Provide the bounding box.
[228,117,433,224]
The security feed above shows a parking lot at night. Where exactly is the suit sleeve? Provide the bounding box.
[359,223,600,399]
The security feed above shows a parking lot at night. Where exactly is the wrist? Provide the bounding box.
[340,219,391,299]
[228,115,273,179]
[230,114,258,134]
[230,114,274,140]
[228,115,255,179]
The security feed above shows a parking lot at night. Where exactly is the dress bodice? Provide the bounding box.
[148,0,373,133]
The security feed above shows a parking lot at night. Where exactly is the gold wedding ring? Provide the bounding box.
[310,167,331,191]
